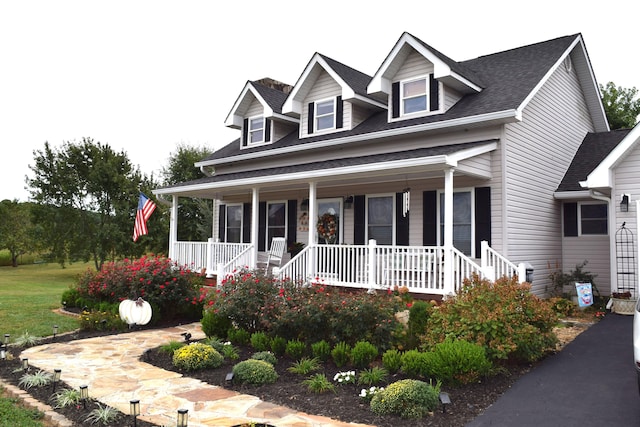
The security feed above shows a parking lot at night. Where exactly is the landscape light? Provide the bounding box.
[177,408,188,427]
[130,399,140,427]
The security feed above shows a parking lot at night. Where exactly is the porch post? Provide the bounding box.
[168,195,178,261]
[443,168,454,295]
[307,182,317,278]
[251,188,260,268]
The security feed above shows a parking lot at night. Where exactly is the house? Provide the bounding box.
[154,32,613,297]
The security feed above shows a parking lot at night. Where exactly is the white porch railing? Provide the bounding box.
[479,240,519,281]
[217,244,254,280]
[172,241,208,272]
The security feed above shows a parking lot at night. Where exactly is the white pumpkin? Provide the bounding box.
[119,297,152,326]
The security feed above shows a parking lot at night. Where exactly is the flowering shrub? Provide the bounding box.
[172,343,224,371]
[79,310,127,332]
[73,255,204,322]
[422,274,558,362]
[370,379,440,419]
[232,359,278,386]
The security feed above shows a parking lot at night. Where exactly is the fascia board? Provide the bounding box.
[368,33,412,94]
[200,109,518,167]
[553,190,593,199]
[224,84,273,127]
[447,141,498,162]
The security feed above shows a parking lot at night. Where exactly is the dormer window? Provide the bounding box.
[391,74,440,119]
[315,99,335,131]
[249,116,265,144]
[402,78,427,114]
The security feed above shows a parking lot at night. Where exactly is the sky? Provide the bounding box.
[1,0,639,202]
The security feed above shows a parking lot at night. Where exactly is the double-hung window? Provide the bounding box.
[225,205,243,243]
[439,191,473,256]
[367,195,394,245]
[580,203,607,235]
[267,202,286,246]
[402,77,427,115]
[248,116,265,144]
[315,99,335,131]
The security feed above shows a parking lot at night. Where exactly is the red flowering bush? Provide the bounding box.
[73,254,205,321]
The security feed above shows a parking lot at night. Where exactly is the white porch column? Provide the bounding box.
[307,182,317,276]
[168,195,178,261]
[443,168,454,295]
[251,187,260,268]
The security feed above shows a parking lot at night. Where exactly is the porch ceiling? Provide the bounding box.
[155,140,497,199]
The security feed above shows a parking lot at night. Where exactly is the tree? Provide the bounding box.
[600,82,640,130]
[27,138,162,270]
[162,143,213,241]
[0,200,36,267]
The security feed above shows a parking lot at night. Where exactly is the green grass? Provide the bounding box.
[0,262,91,339]
[0,387,45,427]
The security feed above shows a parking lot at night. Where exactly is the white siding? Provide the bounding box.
[503,59,595,295]
[392,50,433,81]
[246,98,263,117]
[562,235,611,296]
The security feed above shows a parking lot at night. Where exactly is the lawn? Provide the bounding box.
[0,262,90,339]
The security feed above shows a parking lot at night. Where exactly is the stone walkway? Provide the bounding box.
[21,323,372,427]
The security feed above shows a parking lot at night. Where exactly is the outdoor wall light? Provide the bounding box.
[21,358,29,372]
[621,194,630,212]
[177,408,189,427]
[130,399,140,427]
[52,325,59,340]
[439,391,451,413]
[52,369,61,393]
[80,385,89,409]
[300,199,309,211]
[344,195,354,209]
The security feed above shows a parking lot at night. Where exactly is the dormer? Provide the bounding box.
[282,53,386,138]
[368,32,484,122]
[225,78,298,149]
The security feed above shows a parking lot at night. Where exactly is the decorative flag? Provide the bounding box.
[133,192,156,242]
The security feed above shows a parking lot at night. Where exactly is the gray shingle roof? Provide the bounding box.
[556,129,632,192]
[250,81,290,114]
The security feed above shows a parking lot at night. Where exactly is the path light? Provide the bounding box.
[52,325,58,340]
[439,391,451,413]
[181,332,191,343]
[0,345,6,361]
[3,334,9,345]
[225,372,234,383]
[21,358,29,372]
[80,385,89,409]
[130,399,140,427]
[176,408,188,427]
[52,369,61,393]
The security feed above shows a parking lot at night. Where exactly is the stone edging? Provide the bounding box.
[0,378,73,427]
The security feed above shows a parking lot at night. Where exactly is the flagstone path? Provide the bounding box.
[21,323,372,427]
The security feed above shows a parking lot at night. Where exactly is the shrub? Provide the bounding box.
[227,328,250,346]
[381,349,403,374]
[407,300,431,349]
[400,349,429,377]
[250,332,271,352]
[221,343,240,361]
[370,379,440,419]
[358,367,388,386]
[232,359,278,386]
[287,357,320,375]
[159,341,185,355]
[303,373,335,393]
[172,343,224,371]
[270,336,287,356]
[61,287,82,308]
[201,310,231,339]
[351,340,378,369]
[423,274,559,362]
[331,342,351,368]
[251,351,277,366]
[79,310,128,332]
[311,340,331,362]
[548,297,575,317]
[285,339,307,360]
[427,339,492,385]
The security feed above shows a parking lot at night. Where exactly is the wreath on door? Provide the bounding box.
[317,213,338,244]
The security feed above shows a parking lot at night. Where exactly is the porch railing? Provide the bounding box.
[479,240,519,281]
[172,241,209,272]
[217,244,254,280]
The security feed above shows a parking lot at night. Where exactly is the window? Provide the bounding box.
[267,202,286,246]
[226,205,242,243]
[248,116,264,144]
[439,191,473,256]
[315,99,335,131]
[402,77,427,115]
[580,203,607,235]
[367,195,394,245]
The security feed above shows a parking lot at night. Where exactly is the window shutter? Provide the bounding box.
[422,191,437,245]
[264,118,271,142]
[242,203,251,243]
[308,102,315,134]
[258,202,267,251]
[336,96,343,129]
[242,118,248,146]
[429,74,439,111]
[287,199,297,248]
[391,82,400,118]
[218,204,226,242]
[474,187,491,255]
[564,203,578,237]
[396,193,409,246]
[354,195,366,244]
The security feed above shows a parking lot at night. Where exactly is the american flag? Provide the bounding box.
[133,192,156,242]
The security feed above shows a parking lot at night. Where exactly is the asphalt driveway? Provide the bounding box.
[467,313,640,426]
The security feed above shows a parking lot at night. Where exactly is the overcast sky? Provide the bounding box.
[1,0,639,202]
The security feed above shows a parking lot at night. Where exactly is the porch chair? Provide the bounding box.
[258,237,287,274]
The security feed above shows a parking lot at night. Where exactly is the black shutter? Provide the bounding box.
[336,96,343,129]
[308,102,314,134]
[218,204,226,242]
[391,82,400,118]
[264,118,271,142]
[258,202,267,251]
[564,203,578,237]
[242,203,251,243]
[396,193,409,246]
[429,74,439,111]
[287,200,297,248]
[354,195,366,245]
[242,118,248,146]
[474,187,491,255]
[423,191,437,245]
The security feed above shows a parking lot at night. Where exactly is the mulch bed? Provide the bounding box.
[0,324,536,427]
